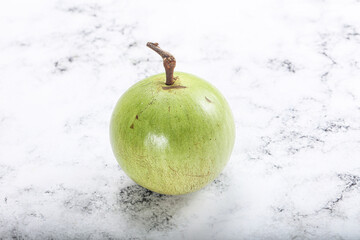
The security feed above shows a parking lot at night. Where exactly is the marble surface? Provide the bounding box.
[1,0,360,239]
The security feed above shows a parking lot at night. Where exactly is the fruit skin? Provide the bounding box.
[110,72,235,195]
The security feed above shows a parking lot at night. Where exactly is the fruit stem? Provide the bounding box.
[147,42,176,85]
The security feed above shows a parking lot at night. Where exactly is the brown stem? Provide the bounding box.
[147,42,176,85]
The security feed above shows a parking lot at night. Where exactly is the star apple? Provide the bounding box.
[110,42,235,195]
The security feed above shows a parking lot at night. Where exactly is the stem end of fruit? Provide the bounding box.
[147,42,176,85]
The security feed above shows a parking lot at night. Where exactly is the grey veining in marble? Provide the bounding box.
[1,0,360,239]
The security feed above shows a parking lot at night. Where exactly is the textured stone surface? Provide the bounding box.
[1,0,360,239]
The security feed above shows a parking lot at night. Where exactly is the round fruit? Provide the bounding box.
[110,43,235,195]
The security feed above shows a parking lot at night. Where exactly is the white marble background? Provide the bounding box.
[1,0,360,239]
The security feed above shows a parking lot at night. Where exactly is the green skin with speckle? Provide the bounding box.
[110,72,235,195]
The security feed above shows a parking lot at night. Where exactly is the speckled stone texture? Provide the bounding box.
[0,0,360,239]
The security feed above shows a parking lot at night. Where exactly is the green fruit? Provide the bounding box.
[110,43,235,195]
